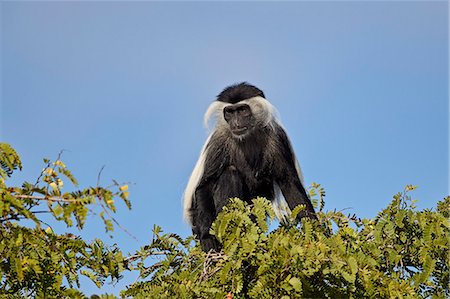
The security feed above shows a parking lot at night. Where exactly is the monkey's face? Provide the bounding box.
[223,103,254,138]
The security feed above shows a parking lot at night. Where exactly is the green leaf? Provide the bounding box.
[289,277,302,292]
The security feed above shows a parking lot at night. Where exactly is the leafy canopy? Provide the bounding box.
[0,143,448,299]
[0,143,130,298]
[125,186,449,299]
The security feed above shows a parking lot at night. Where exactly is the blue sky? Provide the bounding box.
[1,1,448,295]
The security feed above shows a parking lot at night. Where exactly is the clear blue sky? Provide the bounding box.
[1,1,448,296]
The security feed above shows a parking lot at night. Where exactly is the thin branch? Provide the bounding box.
[33,149,67,193]
[95,167,139,241]
[1,211,51,223]
[37,218,55,232]
[97,165,105,187]
[338,207,354,213]
[0,215,22,223]
[99,199,138,241]
[199,251,227,281]
[14,194,79,203]
[33,159,52,188]
[125,251,170,262]
[30,210,51,214]
[140,262,163,279]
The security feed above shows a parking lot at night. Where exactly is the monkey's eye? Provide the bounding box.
[224,107,233,120]
[237,106,251,117]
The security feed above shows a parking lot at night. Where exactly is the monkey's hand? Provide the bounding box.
[201,235,221,252]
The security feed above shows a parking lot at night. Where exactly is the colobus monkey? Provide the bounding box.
[184,83,317,251]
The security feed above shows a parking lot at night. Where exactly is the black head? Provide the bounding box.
[216,83,267,139]
[217,82,265,104]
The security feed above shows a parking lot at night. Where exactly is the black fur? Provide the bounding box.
[217,82,265,104]
[189,84,317,252]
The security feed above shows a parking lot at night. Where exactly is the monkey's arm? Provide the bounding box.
[276,172,317,220]
[191,140,227,252]
[273,126,317,220]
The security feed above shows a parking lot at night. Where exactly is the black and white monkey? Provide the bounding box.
[184,83,317,251]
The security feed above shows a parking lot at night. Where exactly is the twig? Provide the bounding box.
[0,215,22,222]
[125,251,170,262]
[199,251,227,281]
[39,150,67,197]
[97,165,105,187]
[38,219,55,232]
[14,194,80,203]
[140,262,163,279]
[338,207,354,213]
[95,167,139,241]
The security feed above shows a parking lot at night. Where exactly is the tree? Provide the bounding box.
[124,186,449,299]
[0,143,130,298]
[1,143,448,298]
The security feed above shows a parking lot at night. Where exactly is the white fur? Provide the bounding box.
[203,96,279,131]
[271,158,306,223]
[183,134,211,224]
[272,183,291,222]
[294,159,305,185]
[183,96,304,224]
[203,101,229,131]
[241,96,279,129]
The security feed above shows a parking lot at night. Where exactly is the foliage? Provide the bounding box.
[1,142,448,298]
[0,143,130,298]
[124,186,449,299]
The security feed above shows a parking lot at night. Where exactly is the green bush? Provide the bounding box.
[1,143,448,298]
[124,188,449,299]
[0,143,129,298]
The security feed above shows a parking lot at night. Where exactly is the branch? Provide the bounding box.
[125,251,170,262]
[0,214,22,223]
[14,194,80,203]
[95,167,138,241]
[199,251,227,281]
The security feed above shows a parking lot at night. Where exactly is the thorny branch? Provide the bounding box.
[199,251,227,281]
[95,166,138,241]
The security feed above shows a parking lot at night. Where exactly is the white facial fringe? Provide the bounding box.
[204,97,279,131]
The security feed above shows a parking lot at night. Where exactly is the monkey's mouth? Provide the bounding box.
[232,127,248,135]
